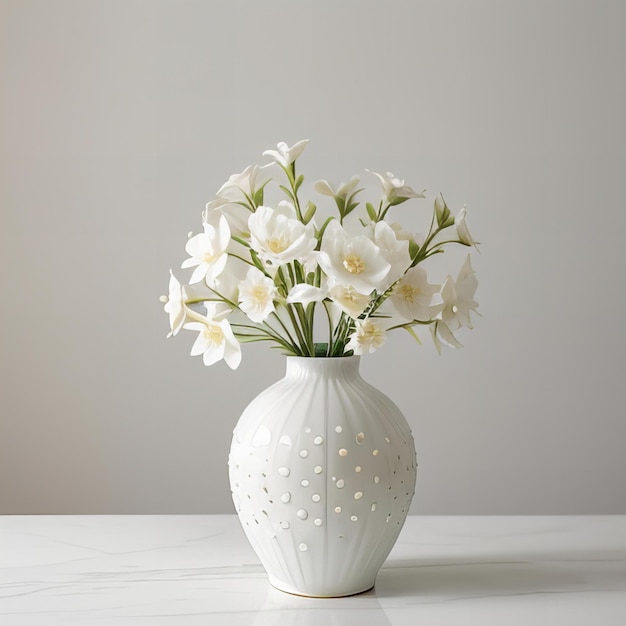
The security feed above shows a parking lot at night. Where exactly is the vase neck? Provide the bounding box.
[285,356,361,380]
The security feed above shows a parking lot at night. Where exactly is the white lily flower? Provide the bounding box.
[346,318,386,355]
[248,202,316,267]
[439,255,479,330]
[181,215,231,285]
[390,266,442,322]
[314,176,360,200]
[367,170,425,204]
[373,221,411,289]
[238,267,278,323]
[203,197,250,238]
[455,206,478,247]
[185,304,242,369]
[328,284,371,319]
[286,284,327,306]
[317,220,390,294]
[216,164,261,202]
[262,140,309,168]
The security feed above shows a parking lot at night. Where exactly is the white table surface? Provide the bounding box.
[0,515,625,625]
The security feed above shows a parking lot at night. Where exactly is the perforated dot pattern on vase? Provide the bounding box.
[228,377,418,584]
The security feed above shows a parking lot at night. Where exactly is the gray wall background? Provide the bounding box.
[1,0,625,514]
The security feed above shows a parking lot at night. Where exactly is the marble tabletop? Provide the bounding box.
[0,515,625,625]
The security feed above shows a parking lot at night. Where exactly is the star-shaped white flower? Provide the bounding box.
[238,267,278,323]
[367,170,425,204]
[317,220,390,295]
[262,140,309,167]
[373,221,412,289]
[184,304,241,369]
[248,202,316,267]
[328,284,371,319]
[181,215,231,286]
[390,266,442,322]
[346,318,386,355]
[314,175,360,201]
[439,255,479,330]
[161,270,210,337]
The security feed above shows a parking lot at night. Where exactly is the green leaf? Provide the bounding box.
[235,335,272,344]
[253,186,264,207]
[344,202,359,218]
[404,325,422,345]
[303,200,317,224]
[335,196,346,218]
[408,239,420,260]
[294,174,304,192]
[280,184,295,201]
[315,216,335,249]
[366,202,378,221]
[249,249,267,274]
[390,196,410,207]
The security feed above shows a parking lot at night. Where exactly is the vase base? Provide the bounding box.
[268,576,376,598]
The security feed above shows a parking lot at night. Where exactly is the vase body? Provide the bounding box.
[228,356,417,597]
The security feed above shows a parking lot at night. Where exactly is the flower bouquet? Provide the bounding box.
[161,140,480,597]
[161,139,479,365]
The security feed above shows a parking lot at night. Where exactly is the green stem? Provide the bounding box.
[270,311,299,350]
[322,301,334,357]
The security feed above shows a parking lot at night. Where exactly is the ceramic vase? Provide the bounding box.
[228,356,417,597]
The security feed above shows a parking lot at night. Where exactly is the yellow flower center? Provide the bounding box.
[360,322,384,344]
[268,237,288,254]
[398,284,421,303]
[343,289,358,303]
[203,324,224,345]
[202,251,215,263]
[252,285,269,305]
[343,253,365,274]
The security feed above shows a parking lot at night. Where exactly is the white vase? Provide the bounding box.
[228,356,417,597]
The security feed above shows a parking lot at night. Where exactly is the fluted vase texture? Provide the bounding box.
[228,356,417,597]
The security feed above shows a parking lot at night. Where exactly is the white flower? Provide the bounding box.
[455,206,478,247]
[161,271,211,337]
[204,197,251,238]
[185,304,241,369]
[390,266,442,322]
[430,320,463,354]
[439,255,479,330]
[216,165,261,202]
[238,267,277,323]
[181,215,231,285]
[248,202,316,266]
[286,284,327,306]
[328,284,371,319]
[346,318,386,355]
[367,170,425,204]
[317,220,390,294]
[373,221,411,289]
[263,140,309,167]
[211,258,248,303]
[286,281,371,319]
[161,270,187,337]
[390,223,426,247]
[314,176,360,200]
